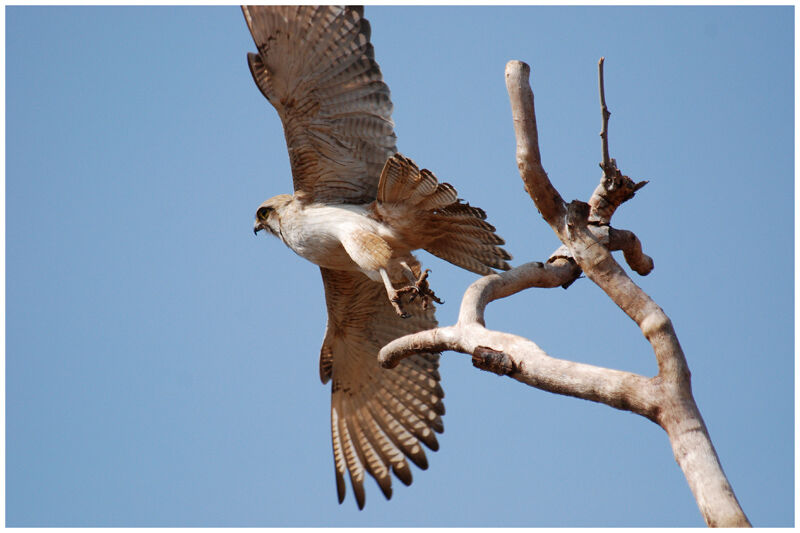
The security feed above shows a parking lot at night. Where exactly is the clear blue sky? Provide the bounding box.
[6,5,793,527]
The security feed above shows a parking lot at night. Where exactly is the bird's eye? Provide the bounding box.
[256,207,271,220]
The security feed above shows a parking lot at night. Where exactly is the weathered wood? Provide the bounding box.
[379,59,750,527]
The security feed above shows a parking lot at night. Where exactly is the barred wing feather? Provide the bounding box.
[319,265,444,509]
[242,5,397,204]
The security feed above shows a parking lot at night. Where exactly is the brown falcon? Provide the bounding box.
[243,5,512,509]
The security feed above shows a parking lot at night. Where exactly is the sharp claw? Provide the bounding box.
[390,268,443,313]
[390,293,411,318]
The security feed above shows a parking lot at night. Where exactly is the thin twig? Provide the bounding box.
[598,57,611,170]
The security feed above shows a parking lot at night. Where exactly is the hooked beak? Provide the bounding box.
[253,221,264,236]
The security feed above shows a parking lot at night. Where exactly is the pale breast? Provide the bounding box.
[279,203,391,271]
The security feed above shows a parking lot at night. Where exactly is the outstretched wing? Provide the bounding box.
[319,263,444,509]
[242,5,397,204]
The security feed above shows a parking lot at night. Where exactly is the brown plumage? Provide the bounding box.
[375,154,512,276]
[243,5,394,204]
[320,262,443,508]
[244,5,511,509]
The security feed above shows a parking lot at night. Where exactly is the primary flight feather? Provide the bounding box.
[243,5,511,509]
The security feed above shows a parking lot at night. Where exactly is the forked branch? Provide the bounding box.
[379,59,750,527]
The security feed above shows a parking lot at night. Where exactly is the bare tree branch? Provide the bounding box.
[379,59,751,526]
[608,227,654,276]
[505,61,566,234]
[381,321,660,419]
[590,57,649,226]
[598,57,611,169]
[379,260,659,419]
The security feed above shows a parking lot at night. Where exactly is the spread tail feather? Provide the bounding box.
[377,153,512,275]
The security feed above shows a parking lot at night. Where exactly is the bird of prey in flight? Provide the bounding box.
[243,5,511,509]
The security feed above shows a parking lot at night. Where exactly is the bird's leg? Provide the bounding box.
[396,261,444,311]
[399,262,418,284]
[379,268,411,319]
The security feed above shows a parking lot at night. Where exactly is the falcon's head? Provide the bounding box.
[253,194,293,237]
